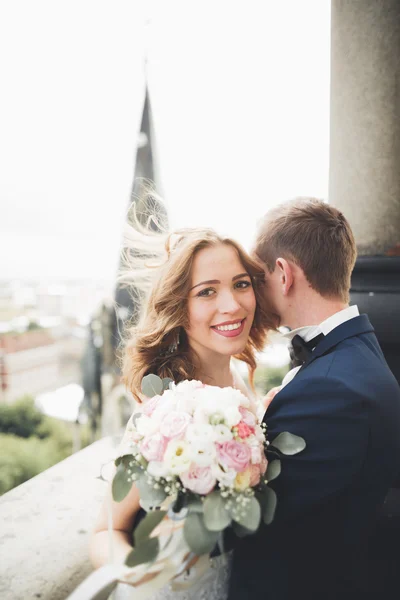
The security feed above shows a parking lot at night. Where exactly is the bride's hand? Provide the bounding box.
[263,386,282,410]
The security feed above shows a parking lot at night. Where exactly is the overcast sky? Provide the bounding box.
[0,1,330,284]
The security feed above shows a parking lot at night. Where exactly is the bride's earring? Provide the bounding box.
[167,329,181,354]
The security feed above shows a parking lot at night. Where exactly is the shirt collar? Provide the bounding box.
[281,305,360,343]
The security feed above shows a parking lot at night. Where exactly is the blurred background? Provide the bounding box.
[0,0,331,496]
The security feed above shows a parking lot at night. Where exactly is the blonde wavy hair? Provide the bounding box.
[119,201,277,402]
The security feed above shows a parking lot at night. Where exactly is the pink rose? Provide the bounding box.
[180,465,216,495]
[217,440,251,472]
[260,452,268,475]
[142,395,162,416]
[237,422,254,439]
[140,433,168,462]
[239,407,256,428]
[159,411,191,439]
[249,464,261,487]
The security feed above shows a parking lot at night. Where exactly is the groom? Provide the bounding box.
[228,198,400,600]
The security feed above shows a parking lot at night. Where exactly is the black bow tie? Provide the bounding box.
[289,333,325,366]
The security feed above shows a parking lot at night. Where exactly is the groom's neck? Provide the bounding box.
[282,296,348,330]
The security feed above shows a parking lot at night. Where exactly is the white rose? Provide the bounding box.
[185,423,215,442]
[237,392,250,408]
[254,425,266,442]
[147,460,170,478]
[222,406,242,428]
[175,379,205,393]
[211,462,237,487]
[171,380,205,415]
[192,407,209,425]
[135,414,159,437]
[151,394,177,422]
[219,387,249,408]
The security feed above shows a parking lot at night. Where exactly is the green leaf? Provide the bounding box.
[183,512,220,555]
[231,496,261,532]
[270,432,306,455]
[115,454,134,468]
[131,412,143,427]
[125,537,159,567]
[112,464,132,502]
[141,374,163,398]
[262,486,277,525]
[162,377,174,391]
[134,510,167,545]
[187,496,204,514]
[136,476,167,511]
[266,459,281,481]
[232,521,254,538]
[203,491,231,531]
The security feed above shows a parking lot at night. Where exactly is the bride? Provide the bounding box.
[89,212,277,599]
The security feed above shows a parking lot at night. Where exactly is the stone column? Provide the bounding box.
[329,0,400,255]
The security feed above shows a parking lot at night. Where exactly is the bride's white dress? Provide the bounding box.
[113,363,261,600]
[114,553,232,600]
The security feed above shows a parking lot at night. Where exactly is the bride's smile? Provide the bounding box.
[211,318,246,337]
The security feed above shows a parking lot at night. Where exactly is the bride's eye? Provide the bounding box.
[234,280,252,290]
[197,287,215,298]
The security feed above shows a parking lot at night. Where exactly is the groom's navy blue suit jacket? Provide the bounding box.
[228,314,400,600]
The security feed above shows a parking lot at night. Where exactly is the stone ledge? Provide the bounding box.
[0,436,119,600]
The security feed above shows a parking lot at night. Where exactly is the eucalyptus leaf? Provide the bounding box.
[203,492,231,531]
[141,374,163,398]
[270,432,306,455]
[112,464,132,502]
[134,510,167,545]
[131,412,143,427]
[183,513,220,555]
[231,496,261,532]
[162,377,174,391]
[187,496,204,514]
[266,459,281,482]
[125,537,159,568]
[262,486,277,525]
[232,521,254,538]
[136,476,167,510]
[115,454,134,468]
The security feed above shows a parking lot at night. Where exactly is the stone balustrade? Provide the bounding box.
[0,436,119,600]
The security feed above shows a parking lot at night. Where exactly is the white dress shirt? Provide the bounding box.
[280,305,360,388]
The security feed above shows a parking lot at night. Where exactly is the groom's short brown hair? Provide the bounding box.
[254,198,357,303]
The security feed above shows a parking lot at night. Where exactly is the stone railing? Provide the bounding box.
[0,436,119,600]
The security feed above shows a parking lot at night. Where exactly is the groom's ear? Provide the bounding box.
[275,258,294,296]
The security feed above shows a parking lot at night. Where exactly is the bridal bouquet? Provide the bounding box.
[112,375,306,577]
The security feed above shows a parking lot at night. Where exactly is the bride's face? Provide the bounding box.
[186,243,256,359]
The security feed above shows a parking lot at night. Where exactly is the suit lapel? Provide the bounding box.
[298,314,375,372]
